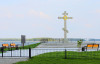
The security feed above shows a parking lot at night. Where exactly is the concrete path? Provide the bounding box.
[37,41,100,48]
[0,57,28,64]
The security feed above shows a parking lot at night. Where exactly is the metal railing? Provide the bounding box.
[0,48,29,58]
[31,48,100,59]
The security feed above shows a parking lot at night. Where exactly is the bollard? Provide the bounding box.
[20,48,21,57]
[82,47,85,51]
[11,48,12,57]
[65,49,67,59]
[29,48,31,59]
[1,47,4,57]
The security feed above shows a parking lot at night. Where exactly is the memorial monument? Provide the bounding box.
[58,11,73,43]
[37,11,76,48]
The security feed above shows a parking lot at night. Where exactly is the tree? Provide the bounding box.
[77,39,83,48]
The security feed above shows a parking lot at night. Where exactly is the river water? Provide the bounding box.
[0,41,40,47]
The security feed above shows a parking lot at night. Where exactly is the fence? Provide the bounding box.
[0,48,29,58]
[0,48,100,59]
[31,48,100,59]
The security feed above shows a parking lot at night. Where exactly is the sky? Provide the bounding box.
[0,0,100,39]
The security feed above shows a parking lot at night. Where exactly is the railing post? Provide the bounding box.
[20,48,21,57]
[65,49,67,59]
[11,48,12,57]
[1,47,4,57]
[29,48,31,59]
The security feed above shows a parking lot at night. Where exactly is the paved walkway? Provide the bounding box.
[37,41,100,48]
[0,57,28,64]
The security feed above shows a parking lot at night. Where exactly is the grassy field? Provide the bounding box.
[19,43,40,49]
[16,51,100,64]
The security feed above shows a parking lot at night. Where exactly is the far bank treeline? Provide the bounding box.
[0,38,88,41]
[0,38,99,41]
[0,38,57,41]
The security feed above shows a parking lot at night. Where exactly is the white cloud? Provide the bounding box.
[0,7,51,19]
[39,12,50,19]
[32,23,53,31]
[6,13,13,18]
[28,10,38,16]
[85,24,93,28]
[0,12,13,19]
[28,10,51,20]
[16,14,24,18]
[0,22,10,30]
[96,10,100,14]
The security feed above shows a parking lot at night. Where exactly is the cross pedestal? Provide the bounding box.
[64,38,68,43]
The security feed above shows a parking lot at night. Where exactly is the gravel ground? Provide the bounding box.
[0,57,28,64]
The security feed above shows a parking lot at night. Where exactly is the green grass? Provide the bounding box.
[19,43,40,49]
[16,51,100,64]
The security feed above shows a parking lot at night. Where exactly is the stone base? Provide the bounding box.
[64,38,69,43]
